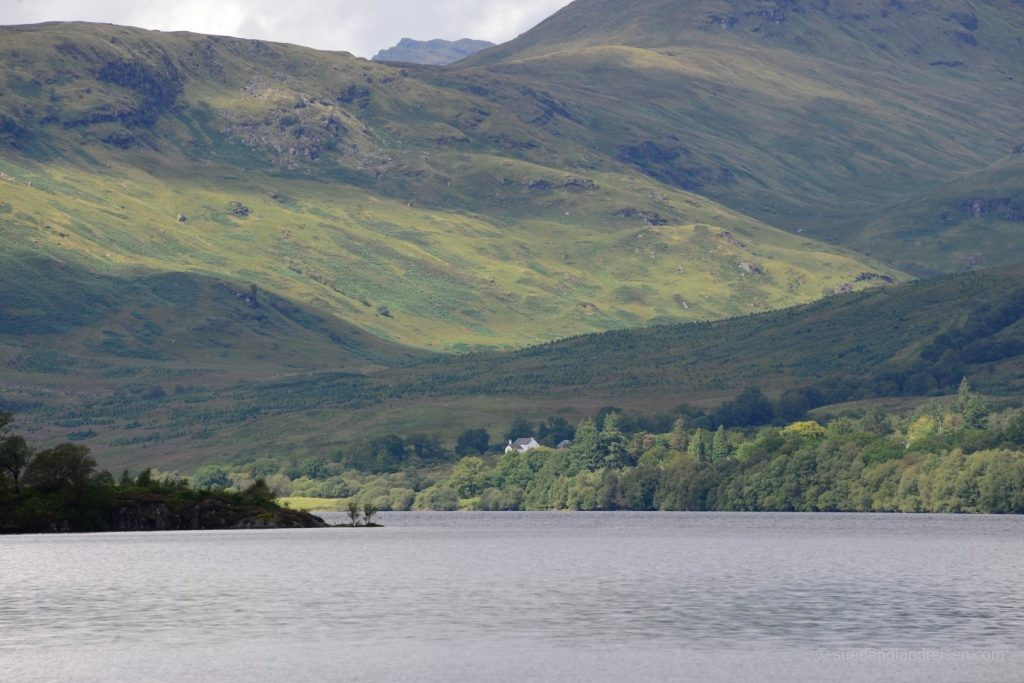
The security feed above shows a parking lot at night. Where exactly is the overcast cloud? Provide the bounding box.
[0,0,572,58]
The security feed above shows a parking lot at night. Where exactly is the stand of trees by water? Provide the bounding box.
[185,380,1024,514]
[8,381,1024,520]
[0,413,322,533]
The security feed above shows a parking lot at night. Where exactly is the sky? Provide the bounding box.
[0,0,573,59]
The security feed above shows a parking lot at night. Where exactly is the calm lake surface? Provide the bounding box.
[1,512,1022,682]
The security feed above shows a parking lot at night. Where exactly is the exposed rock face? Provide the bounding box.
[717,231,748,249]
[739,262,765,275]
[960,197,1024,221]
[229,201,250,218]
[614,207,669,226]
[747,5,787,23]
[855,272,896,284]
[562,177,599,191]
[619,140,734,191]
[62,55,185,130]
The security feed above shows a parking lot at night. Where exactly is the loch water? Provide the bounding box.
[1,512,1021,682]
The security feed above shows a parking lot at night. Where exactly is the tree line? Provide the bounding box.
[196,380,1024,515]
[0,412,288,533]
[412,381,1024,513]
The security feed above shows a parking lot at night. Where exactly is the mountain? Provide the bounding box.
[459,0,1024,273]
[373,38,494,65]
[0,21,896,354]
[2,8,1023,472]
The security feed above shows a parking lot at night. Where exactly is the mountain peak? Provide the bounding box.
[372,37,494,65]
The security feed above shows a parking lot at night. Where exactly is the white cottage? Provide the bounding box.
[505,437,541,454]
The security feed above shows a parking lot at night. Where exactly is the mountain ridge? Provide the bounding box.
[456,0,1024,273]
[373,37,494,65]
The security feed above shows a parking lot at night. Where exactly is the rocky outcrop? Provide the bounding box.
[747,5,787,23]
[717,231,748,249]
[947,12,979,32]
[960,197,1024,221]
[94,56,184,128]
[229,201,250,218]
[614,207,669,226]
[562,177,599,191]
[620,140,734,191]
[109,496,327,531]
[855,272,896,284]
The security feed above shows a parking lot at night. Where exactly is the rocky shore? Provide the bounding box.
[107,494,328,532]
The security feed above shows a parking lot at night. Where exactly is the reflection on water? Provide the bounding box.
[1,512,1021,682]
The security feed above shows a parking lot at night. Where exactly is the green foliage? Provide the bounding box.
[711,426,732,462]
[688,428,708,462]
[0,420,313,533]
[455,428,490,456]
[414,485,460,511]
[449,457,488,498]
[191,464,232,489]
[537,418,574,447]
[241,479,276,506]
[362,502,379,526]
[374,385,1024,514]
[0,426,30,493]
[715,388,774,428]
[23,444,97,494]
[135,468,153,488]
[504,418,534,444]
[346,500,361,526]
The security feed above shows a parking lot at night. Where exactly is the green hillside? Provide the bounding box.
[854,153,1024,273]
[459,0,1024,273]
[7,265,1022,472]
[2,8,1024,474]
[0,21,895,352]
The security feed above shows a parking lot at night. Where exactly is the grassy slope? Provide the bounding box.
[458,0,1024,273]
[854,153,1024,273]
[0,22,896,352]
[9,265,1022,473]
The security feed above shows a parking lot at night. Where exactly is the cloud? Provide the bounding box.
[0,0,572,58]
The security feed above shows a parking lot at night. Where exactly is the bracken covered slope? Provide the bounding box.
[7,264,1023,472]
